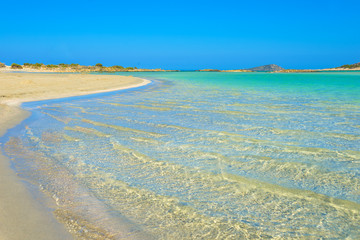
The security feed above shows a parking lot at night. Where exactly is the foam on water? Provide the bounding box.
[2,72,360,239]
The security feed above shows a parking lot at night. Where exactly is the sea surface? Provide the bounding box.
[2,72,360,239]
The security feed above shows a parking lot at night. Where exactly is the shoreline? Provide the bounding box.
[0,73,151,106]
[2,65,360,74]
[0,106,73,240]
[0,72,151,239]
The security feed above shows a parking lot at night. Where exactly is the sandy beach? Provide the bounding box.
[0,72,150,239]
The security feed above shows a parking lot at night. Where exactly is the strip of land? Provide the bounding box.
[0,64,177,73]
[2,62,360,74]
[0,72,150,239]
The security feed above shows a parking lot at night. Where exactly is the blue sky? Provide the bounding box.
[1,0,359,69]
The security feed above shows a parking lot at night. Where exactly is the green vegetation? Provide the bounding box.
[46,64,59,68]
[0,62,5,68]
[34,63,44,68]
[3,61,151,72]
[337,62,360,69]
[21,62,83,69]
[58,63,69,68]
[11,63,23,69]
[22,63,43,68]
[24,63,44,68]
[112,65,124,69]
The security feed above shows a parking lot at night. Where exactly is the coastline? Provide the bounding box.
[2,64,360,74]
[0,72,151,239]
[0,65,175,73]
[0,106,73,240]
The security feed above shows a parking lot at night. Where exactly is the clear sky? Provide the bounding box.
[1,0,359,69]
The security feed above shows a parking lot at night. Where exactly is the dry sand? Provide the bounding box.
[0,72,150,105]
[0,72,150,239]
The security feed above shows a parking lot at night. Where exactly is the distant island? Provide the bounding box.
[198,64,313,73]
[247,64,284,72]
[198,61,360,73]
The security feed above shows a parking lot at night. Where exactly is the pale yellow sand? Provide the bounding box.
[0,73,150,106]
[0,73,150,239]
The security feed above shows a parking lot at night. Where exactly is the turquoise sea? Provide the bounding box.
[2,72,360,239]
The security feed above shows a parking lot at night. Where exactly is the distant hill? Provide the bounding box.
[248,64,284,72]
[336,62,360,69]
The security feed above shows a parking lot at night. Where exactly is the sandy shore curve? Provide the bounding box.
[0,72,151,239]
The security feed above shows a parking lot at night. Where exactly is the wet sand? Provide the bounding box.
[0,72,150,239]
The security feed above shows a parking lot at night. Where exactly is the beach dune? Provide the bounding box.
[0,72,150,239]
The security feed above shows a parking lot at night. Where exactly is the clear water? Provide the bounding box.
[2,72,360,239]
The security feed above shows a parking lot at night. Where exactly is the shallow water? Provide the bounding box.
[2,72,360,239]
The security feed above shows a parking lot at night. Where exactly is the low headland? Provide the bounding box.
[0,62,177,73]
[0,72,150,239]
